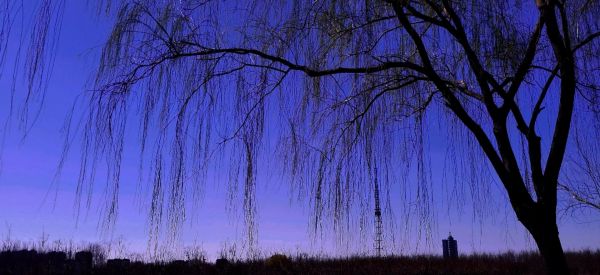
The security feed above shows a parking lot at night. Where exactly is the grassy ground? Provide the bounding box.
[0,249,599,274]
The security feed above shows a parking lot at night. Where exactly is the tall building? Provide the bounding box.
[442,233,458,259]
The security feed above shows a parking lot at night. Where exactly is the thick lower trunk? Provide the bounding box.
[527,218,569,274]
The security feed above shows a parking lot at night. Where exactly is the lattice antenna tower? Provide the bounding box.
[373,166,383,257]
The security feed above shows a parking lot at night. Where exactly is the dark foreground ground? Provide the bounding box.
[0,249,599,275]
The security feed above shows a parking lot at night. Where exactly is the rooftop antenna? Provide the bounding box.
[373,165,383,257]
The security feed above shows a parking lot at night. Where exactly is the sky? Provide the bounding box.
[0,0,599,261]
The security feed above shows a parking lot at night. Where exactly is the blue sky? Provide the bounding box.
[0,0,598,261]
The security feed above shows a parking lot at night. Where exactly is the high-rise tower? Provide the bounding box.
[442,233,458,259]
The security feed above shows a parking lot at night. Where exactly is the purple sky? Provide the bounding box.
[0,0,599,261]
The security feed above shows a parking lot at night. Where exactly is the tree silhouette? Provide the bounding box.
[4,0,600,274]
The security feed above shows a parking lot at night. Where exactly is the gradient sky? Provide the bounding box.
[0,0,599,261]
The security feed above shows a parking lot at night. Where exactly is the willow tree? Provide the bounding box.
[10,0,600,273]
[1,0,64,134]
[561,121,600,212]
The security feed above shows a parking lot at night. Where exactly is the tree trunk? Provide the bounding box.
[526,215,569,274]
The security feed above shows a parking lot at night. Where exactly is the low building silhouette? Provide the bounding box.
[73,251,93,275]
[442,233,458,259]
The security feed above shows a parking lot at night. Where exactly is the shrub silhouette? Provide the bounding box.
[265,254,292,271]
[215,257,229,269]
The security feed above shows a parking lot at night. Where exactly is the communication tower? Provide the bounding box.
[373,169,383,257]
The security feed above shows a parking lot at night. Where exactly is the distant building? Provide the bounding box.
[442,233,458,259]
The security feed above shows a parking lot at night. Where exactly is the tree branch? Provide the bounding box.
[559,182,600,211]
[391,2,536,210]
[541,3,576,189]
[503,16,545,105]
[177,43,426,77]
